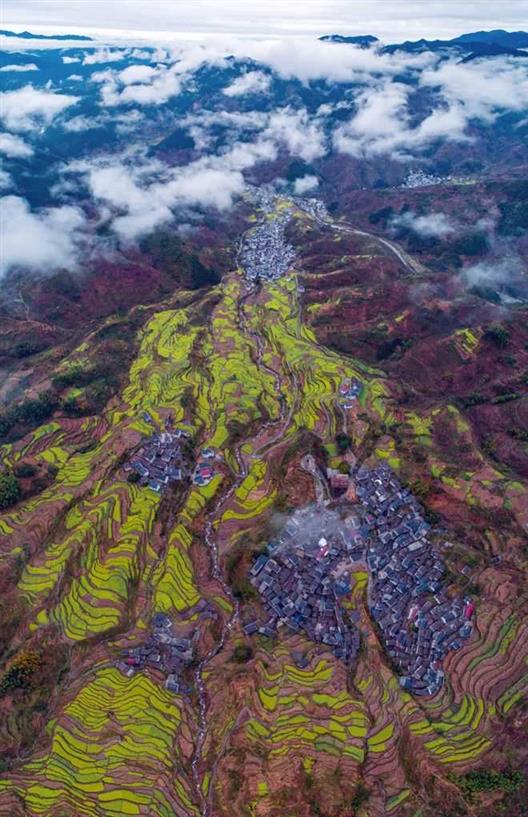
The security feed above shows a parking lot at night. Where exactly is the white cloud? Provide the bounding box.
[242,38,433,84]
[96,63,183,105]
[94,46,228,106]
[83,48,128,65]
[62,114,103,132]
[421,57,528,121]
[0,132,34,158]
[224,70,270,97]
[62,55,81,64]
[67,73,83,81]
[2,1,528,42]
[0,166,13,191]
[0,63,38,72]
[184,106,326,164]
[221,137,278,171]
[462,253,524,289]
[0,85,78,131]
[81,155,245,241]
[0,195,86,276]
[392,210,456,238]
[265,108,326,161]
[293,174,319,195]
[333,82,410,157]
[118,64,158,84]
[333,80,470,159]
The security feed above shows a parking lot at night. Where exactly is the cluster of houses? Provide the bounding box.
[241,209,296,282]
[354,463,474,696]
[246,506,366,664]
[117,602,216,694]
[124,414,192,493]
[339,378,363,408]
[246,460,474,697]
[124,414,217,491]
[295,196,329,221]
[402,169,450,188]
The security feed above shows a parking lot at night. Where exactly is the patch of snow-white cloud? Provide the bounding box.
[0,165,13,191]
[0,132,34,158]
[62,114,104,132]
[392,210,456,238]
[0,63,39,72]
[241,38,435,84]
[221,137,278,171]
[94,45,229,106]
[62,55,81,64]
[0,195,86,276]
[421,57,528,122]
[184,105,326,163]
[264,108,326,161]
[79,154,246,241]
[67,73,83,81]
[462,252,525,289]
[83,48,128,65]
[95,62,183,106]
[333,79,470,159]
[0,85,78,131]
[293,174,319,195]
[223,70,270,97]
[118,64,158,84]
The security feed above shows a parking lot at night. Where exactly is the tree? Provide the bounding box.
[232,644,253,663]
[484,324,511,348]
[0,470,20,510]
[14,462,36,479]
[0,650,40,696]
[336,433,352,453]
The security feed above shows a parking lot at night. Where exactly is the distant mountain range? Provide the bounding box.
[319,34,379,47]
[321,28,528,60]
[0,29,93,41]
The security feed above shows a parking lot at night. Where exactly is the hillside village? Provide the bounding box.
[117,601,218,695]
[248,461,475,696]
[123,414,216,492]
[241,209,296,282]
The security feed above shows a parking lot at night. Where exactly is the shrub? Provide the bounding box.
[232,644,253,663]
[336,433,352,453]
[0,470,20,510]
[457,769,524,800]
[409,478,430,498]
[14,341,43,358]
[459,393,487,408]
[351,783,370,809]
[14,463,36,479]
[368,206,394,225]
[484,324,511,347]
[0,650,41,697]
[52,366,102,389]
[498,182,528,236]
[61,395,83,416]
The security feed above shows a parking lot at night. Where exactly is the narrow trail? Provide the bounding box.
[189,244,302,816]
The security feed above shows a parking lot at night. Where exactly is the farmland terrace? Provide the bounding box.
[0,196,526,817]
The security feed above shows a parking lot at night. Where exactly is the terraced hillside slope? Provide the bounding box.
[0,197,527,817]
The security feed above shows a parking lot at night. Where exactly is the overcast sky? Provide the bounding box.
[3,0,528,42]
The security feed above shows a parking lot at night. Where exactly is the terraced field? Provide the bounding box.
[0,201,527,817]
